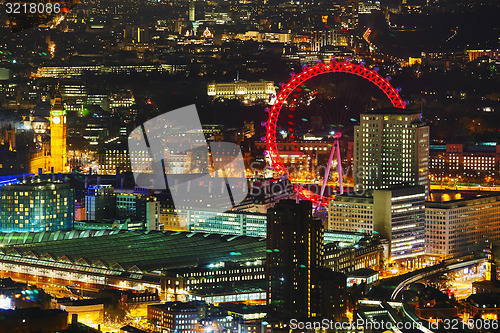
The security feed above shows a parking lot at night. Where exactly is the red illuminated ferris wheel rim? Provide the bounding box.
[265,60,406,204]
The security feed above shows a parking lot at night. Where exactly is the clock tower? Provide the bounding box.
[49,90,67,173]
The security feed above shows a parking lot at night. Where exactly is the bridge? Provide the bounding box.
[357,257,485,332]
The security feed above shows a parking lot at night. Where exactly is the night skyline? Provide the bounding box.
[0,0,499,332]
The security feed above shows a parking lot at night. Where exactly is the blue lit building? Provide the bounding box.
[0,179,74,232]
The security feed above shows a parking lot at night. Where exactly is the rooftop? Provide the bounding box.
[0,179,71,191]
[426,191,500,207]
[467,293,500,307]
[362,107,420,116]
[0,230,266,274]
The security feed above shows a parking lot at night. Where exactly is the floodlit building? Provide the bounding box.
[207,81,275,104]
[30,90,69,174]
[0,179,74,232]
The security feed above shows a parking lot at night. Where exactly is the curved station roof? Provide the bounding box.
[0,230,266,276]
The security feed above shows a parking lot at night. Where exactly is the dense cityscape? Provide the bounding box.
[0,0,499,332]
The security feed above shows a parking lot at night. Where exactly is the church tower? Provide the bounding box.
[49,90,67,173]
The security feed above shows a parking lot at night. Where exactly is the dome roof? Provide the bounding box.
[32,117,49,123]
[32,101,51,117]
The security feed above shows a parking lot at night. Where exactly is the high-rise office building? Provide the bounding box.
[116,192,160,231]
[85,184,115,221]
[266,200,323,320]
[60,82,88,115]
[353,108,429,195]
[0,179,74,232]
[373,186,426,263]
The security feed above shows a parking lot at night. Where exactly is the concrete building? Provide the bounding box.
[353,108,429,195]
[429,143,500,182]
[425,192,500,261]
[328,186,426,264]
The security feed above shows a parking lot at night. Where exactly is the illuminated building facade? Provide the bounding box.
[429,143,500,180]
[124,26,150,43]
[60,82,88,115]
[87,93,109,111]
[324,237,384,273]
[35,65,165,78]
[165,261,265,295]
[466,49,500,62]
[358,0,381,13]
[167,202,364,245]
[189,0,196,22]
[425,193,500,261]
[207,81,275,104]
[311,29,349,52]
[329,186,426,263]
[97,144,132,175]
[466,293,500,321]
[30,91,68,174]
[160,203,188,231]
[0,230,266,305]
[353,108,429,195]
[147,301,206,333]
[0,180,74,232]
[187,210,267,237]
[108,90,135,109]
[328,194,374,233]
[49,92,67,174]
